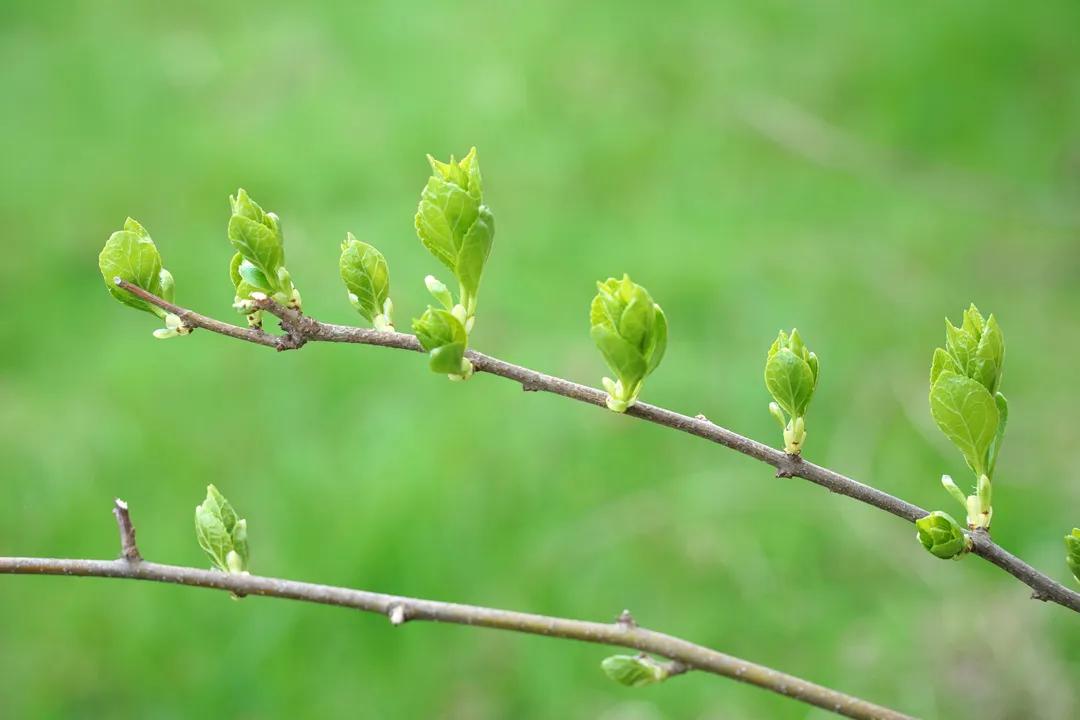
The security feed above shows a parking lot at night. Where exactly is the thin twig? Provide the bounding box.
[0,555,908,720]
[112,279,1080,615]
[112,498,141,562]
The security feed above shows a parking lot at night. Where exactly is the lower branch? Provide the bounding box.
[0,557,908,720]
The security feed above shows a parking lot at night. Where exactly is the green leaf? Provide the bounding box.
[455,205,494,304]
[339,233,391,325]
[195,485,247,573]
[962,303,985,339]
[228,189,285,290]
[930,347,962,386]
[195,504,231,571]
[944,320,977,376]
[765,347,815,418]
[428,342,467,374]
[644,305,668,375]
[591,324,647,387]
[1066,529,1080,584]
[929,372,999,476]
[413,307,467,351]
[916,511,970,560]
[231,518,249,567]
[414,148,493,306]
[228,216,283,288]
[98,218,167,317]
[972,314,1005,393]
[601,655,665,688]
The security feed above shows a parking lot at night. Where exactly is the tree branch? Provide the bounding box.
[0,503,911,720]
[112,498,141,562]
[112,278,1080,615]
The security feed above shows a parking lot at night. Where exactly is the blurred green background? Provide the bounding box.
[2,1,1078,717]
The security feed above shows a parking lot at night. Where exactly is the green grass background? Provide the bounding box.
[2,1,1078,717]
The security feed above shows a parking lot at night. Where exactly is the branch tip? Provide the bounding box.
[112,498,142,562]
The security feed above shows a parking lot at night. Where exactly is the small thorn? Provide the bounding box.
[616,609,637,629]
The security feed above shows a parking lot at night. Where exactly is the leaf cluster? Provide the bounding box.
[228,189,300,322]
[929,304,1007,479]
[589,274,668,412]
[195,485,249,575]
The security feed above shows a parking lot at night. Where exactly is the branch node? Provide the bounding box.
[388,602,409,626]
[664,659,690,678]
[775,453,802,478]
[112,498,142,562]
[616,608,637,629]
[695,413,711,423]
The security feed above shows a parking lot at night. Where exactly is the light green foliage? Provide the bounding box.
[339,233,394,331]
[98,218,188,339]
[1067,529,1080,585]
[589,274,668,412]
[195,484,250,575]
[413,306,471,378]
[928,305,1006,529]
[600,655,668,687]
[227,189,301,323]
[764,329,818,453]
[915,511,971,560]
[412,148,495,379]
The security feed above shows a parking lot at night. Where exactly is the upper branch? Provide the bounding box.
[112,279,1080,614]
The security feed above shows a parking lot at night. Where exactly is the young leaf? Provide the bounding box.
[195,504,231,571]
[228,189,286,292]
[1066,529,1080,584]
[915,511,971,560]
[929,372,999,476]
[455,205,495,306]
[930,347,962,386]
[413,307,470,376]
[194,485,249,574]
[99,218,166,316]
[944,321,977,376]
[600,655,666,688]
[589,275,667,412]
[972,314,1005,393]
[414,148,495,310]
[765,347,815,418]
[339,233,392,329]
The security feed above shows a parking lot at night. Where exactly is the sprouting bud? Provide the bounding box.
[195,484,250,575]
[929,305,1007,527]
[764,328,818,454]
[1066,529,1080,585]
[99,218,188,339]
[600,655,669,688]
[339,233,393,331]
[589,274,668,413]
[412,306,473,379]
[414,147,494,320]
[227,188,300,310]
[915,511,971,560]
